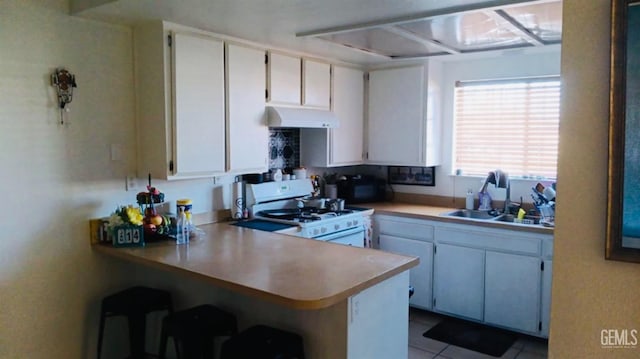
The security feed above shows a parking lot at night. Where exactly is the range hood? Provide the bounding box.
[267,106,339,128]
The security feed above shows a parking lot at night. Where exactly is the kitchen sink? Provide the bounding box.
[441,209,542,226]
[442,209,500,220]
[493,214,515,222]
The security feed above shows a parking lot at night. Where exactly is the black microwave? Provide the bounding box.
[337,175,387,203]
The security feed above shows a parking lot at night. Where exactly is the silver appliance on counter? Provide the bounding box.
[244,179,370,247]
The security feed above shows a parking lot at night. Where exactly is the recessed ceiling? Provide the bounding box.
[72,0,562,65]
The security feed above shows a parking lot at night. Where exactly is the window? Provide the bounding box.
[453,76,560,179]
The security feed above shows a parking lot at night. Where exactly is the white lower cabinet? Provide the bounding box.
[484,251,541,333]
[379,234,433,310]
[433,243,484,321]
[374,214,553,338]
[541,259,553,337]
[375,215,434,310]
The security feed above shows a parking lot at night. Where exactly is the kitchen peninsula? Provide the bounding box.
[93,222,418,358]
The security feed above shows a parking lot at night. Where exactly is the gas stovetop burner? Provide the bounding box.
[255,207,356,223]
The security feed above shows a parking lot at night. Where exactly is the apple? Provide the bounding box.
[143,223,157,233]
[150,214,163,226]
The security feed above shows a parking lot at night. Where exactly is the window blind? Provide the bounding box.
[453,77,560,179]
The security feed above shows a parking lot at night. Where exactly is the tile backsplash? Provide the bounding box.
[269,128,300,170]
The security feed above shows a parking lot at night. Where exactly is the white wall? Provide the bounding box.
[549,0,640,357]
[0,2,232,357]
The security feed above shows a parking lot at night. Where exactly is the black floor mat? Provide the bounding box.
[423,318,517,357]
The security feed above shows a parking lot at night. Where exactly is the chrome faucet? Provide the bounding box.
[494,170,511,214]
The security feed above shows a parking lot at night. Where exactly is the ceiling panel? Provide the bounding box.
[303,0,562,59]
[398,12,531,52]
[318,28,448,58]
[502,1,563,43]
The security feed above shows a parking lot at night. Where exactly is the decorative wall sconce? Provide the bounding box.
[51,68,77,125]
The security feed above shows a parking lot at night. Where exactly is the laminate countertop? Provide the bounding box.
[93,222,418,310]
[360,202,554,234]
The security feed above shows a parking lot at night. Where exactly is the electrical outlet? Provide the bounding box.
[126,175,138,191]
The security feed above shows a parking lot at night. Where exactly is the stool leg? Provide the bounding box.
[202,335,215,359]
[97,310,106,359]
[128,313,146,359]
[159,323,168,359]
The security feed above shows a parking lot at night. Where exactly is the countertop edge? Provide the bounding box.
[363,203,554,235]
[92,235,419,310]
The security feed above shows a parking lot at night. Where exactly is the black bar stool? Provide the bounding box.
[220,325,305,359]
[159,304,238,359]
[97,286,173,359]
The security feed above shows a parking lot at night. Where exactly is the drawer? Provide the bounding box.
[377,218,434,241]
[435,227,541,256]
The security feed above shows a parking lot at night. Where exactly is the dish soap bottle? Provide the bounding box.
[466,190,474,210]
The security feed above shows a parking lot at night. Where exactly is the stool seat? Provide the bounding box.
[159,304,238,359]
[98,286,173,359]
[220,325,305,359]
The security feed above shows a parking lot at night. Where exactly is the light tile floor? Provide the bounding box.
[409,308,548,359]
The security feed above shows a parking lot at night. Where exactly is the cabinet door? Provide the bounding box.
[331,66,364,165]
[433,243,484,320]
[303,59,331,109]
[484,251,541,333]
[267,52,301,106]
[367,66,424,165]
[172,32,225,175]
[379,234,433,310]
[226,43,268,172]
[540,260,552,337]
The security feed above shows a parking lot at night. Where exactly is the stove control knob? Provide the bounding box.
[354,219,359,225]
[334,224,340,231]
[347,221,353,226]
[313,228,320,236]
[321,227,327,234]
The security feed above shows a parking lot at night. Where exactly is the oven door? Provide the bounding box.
[313,226,365,247]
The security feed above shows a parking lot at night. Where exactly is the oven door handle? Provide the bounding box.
[313,226,364,241]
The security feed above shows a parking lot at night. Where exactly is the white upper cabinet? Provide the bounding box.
[267,52,301,106]
[331,66,364,165]
[134,22,226,180]
[300,65,364,167]
[267,52,331,110]
[226,43,268,173]
[302,59,331,109]
[172,32,226,176]
[366,63,441,166]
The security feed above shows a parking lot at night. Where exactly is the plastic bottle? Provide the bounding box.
[176,207,189,245]
[272,168,283,182]
[466,190,474,210]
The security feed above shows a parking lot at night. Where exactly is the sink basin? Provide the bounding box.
[442,209,499,220]
[442,209,541,226]
[493,214,540,225]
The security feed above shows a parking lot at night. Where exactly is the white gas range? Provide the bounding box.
[242,179,373,247]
